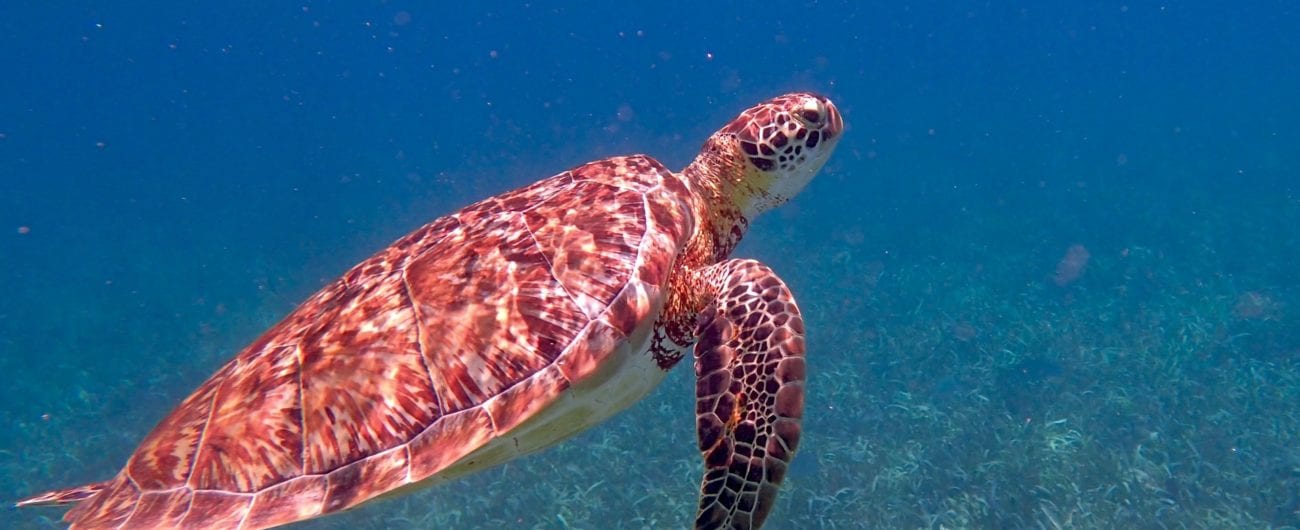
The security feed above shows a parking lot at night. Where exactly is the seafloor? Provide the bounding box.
[2,130,1297,530]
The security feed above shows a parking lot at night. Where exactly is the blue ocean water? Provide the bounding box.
[1,2,1296,529]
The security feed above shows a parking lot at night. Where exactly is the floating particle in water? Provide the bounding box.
[996,357,1066,421]
[1233,291,1278,320]
[1053,243,1090,286]
[949,320,978,342]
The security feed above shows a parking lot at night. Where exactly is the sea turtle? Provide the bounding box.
[18,92,844,529]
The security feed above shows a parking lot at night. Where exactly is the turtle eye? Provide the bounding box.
[797,97,827,124]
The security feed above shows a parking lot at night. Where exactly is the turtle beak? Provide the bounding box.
[819,96,844,142]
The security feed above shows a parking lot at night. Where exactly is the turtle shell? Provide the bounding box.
[63,155,695,529]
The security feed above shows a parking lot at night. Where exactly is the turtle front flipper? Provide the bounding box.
[692,259,806,530]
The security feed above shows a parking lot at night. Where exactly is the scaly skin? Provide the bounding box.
[654,93,842,528]
[655,93,842,365]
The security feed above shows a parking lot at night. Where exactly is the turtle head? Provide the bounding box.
[699,92,844,218]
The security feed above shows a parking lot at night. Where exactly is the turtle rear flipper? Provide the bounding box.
[15,481,106,507]
[692,259,806,530]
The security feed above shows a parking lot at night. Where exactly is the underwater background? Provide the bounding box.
[2,1,1297,528]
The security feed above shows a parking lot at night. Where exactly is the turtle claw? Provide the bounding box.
[692,259,806,530]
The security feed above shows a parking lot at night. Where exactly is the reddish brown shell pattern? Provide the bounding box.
[56,154,696,529]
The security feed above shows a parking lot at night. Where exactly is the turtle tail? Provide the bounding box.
[14,481,106,507]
